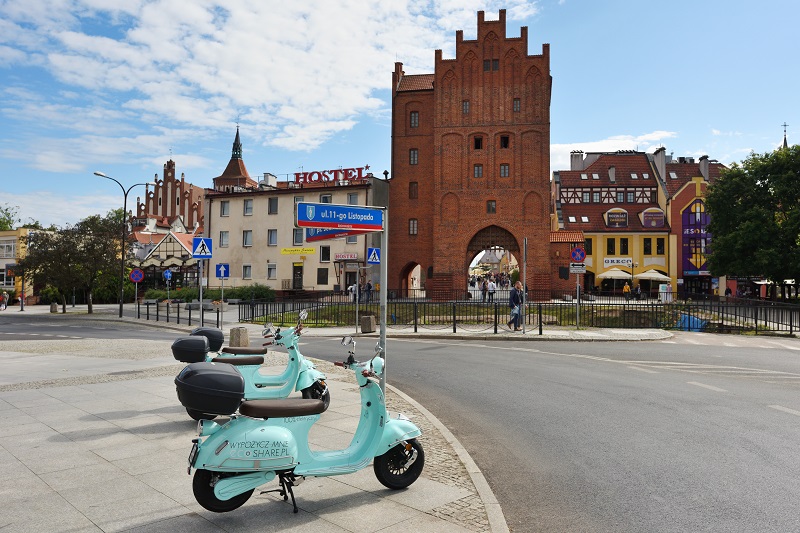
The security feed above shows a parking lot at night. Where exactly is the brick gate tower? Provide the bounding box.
[389,9,553,297]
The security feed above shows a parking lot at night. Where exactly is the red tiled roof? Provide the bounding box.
[550,231,584,243]
[397,74,434,92]
[663,161,725,195]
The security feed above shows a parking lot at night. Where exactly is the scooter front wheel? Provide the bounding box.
[186,408,217,421]
[373,438,425,489]
[193,469,254,512]
[301,381,331,411]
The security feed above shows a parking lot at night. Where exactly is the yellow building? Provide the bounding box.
[0,228,31,302]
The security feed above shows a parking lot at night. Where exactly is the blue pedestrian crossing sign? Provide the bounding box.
[366,247,381,264]
[192,237,213,259]
[216,263,230,279]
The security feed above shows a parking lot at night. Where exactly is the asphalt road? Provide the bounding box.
[300,333,800,532]
[0,314,181,342]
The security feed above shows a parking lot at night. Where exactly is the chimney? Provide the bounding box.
[570,151,584,171]
[699,155,709,180]
[653,147,666,182]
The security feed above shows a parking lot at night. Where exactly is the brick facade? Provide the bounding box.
[389,10,553,296]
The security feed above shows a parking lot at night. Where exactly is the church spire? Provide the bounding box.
[781,122,789,150]
[232,126,243,160]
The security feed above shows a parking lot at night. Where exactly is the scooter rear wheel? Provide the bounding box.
[373,438,425,489]
[193,469,254,512]
[301,381,331,411]
[186,408,217,421]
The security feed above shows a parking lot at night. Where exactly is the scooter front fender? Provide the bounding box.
[376,415,422,456]
[214,471,276,501]
[295,366,325,392]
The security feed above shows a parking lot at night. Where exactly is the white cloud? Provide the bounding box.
[551,130,679,173]
[0,0,541,164]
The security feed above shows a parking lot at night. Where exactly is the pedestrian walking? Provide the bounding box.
[507,281,523,331]
[487,278,497,303]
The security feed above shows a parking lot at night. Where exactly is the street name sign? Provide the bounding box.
[296,202,384,232]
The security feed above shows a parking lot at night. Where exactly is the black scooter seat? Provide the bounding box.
[221,346,270,355]
[239,398,326,419]
[211,356,264,366]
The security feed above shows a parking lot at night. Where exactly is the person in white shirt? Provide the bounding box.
[487,278,497,302]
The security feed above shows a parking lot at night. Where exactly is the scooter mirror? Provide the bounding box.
[341,335,354,346]
[262,323,274,336]
[298,309,308,321]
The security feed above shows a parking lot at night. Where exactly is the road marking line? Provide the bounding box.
[688,381,727,392]
[769,405,800,417]
[661,340,677,344]
[723,343,738,347]
[764,341,800,351]
[628,366,658,374]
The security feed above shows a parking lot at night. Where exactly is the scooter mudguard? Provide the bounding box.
[375,415,422,456]
[214,471,276,501]
[195,418,302,472]
[295,366,326,392]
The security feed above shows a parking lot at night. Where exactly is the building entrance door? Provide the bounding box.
[292,263,303,290]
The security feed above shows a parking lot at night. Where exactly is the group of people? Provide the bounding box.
[471,273,514,303]
[348,280,373,303]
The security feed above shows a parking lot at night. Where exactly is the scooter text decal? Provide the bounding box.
[228,440,290,459]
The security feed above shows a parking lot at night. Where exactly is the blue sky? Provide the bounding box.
[1,0,797,228]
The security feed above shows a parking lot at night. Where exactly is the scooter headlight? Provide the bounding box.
[197,419,221,437]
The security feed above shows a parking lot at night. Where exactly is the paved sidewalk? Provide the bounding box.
[1,304,671,532]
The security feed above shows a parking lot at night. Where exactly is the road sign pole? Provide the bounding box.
[199,260,204,327]
[379,208,388,396]
[220,277,224,325]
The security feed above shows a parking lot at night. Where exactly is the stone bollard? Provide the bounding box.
[50,302,58,313]
[229,326,250,347]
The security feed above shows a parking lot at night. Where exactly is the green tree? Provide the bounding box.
[706,145,800,295]
[0,203,20,230]
[18,211,123,313]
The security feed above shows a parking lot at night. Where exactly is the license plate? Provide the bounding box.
[187,441,199,473]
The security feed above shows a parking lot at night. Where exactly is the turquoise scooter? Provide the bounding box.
[178,336,425,513]
[172,310,329,421]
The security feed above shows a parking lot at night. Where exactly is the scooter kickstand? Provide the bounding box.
[260,471,299,513]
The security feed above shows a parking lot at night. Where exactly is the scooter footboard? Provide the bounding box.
[376,416,422,456]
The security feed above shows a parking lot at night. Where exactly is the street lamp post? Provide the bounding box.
[94,172,154,318]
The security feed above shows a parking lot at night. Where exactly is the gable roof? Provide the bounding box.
[397,74,435,92]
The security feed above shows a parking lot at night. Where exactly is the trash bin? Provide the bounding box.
[360,315,376,333]
[50,302,58,313]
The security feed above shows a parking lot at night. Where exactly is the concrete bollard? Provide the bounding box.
[50,302,58,313]
[229,326,250,347]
